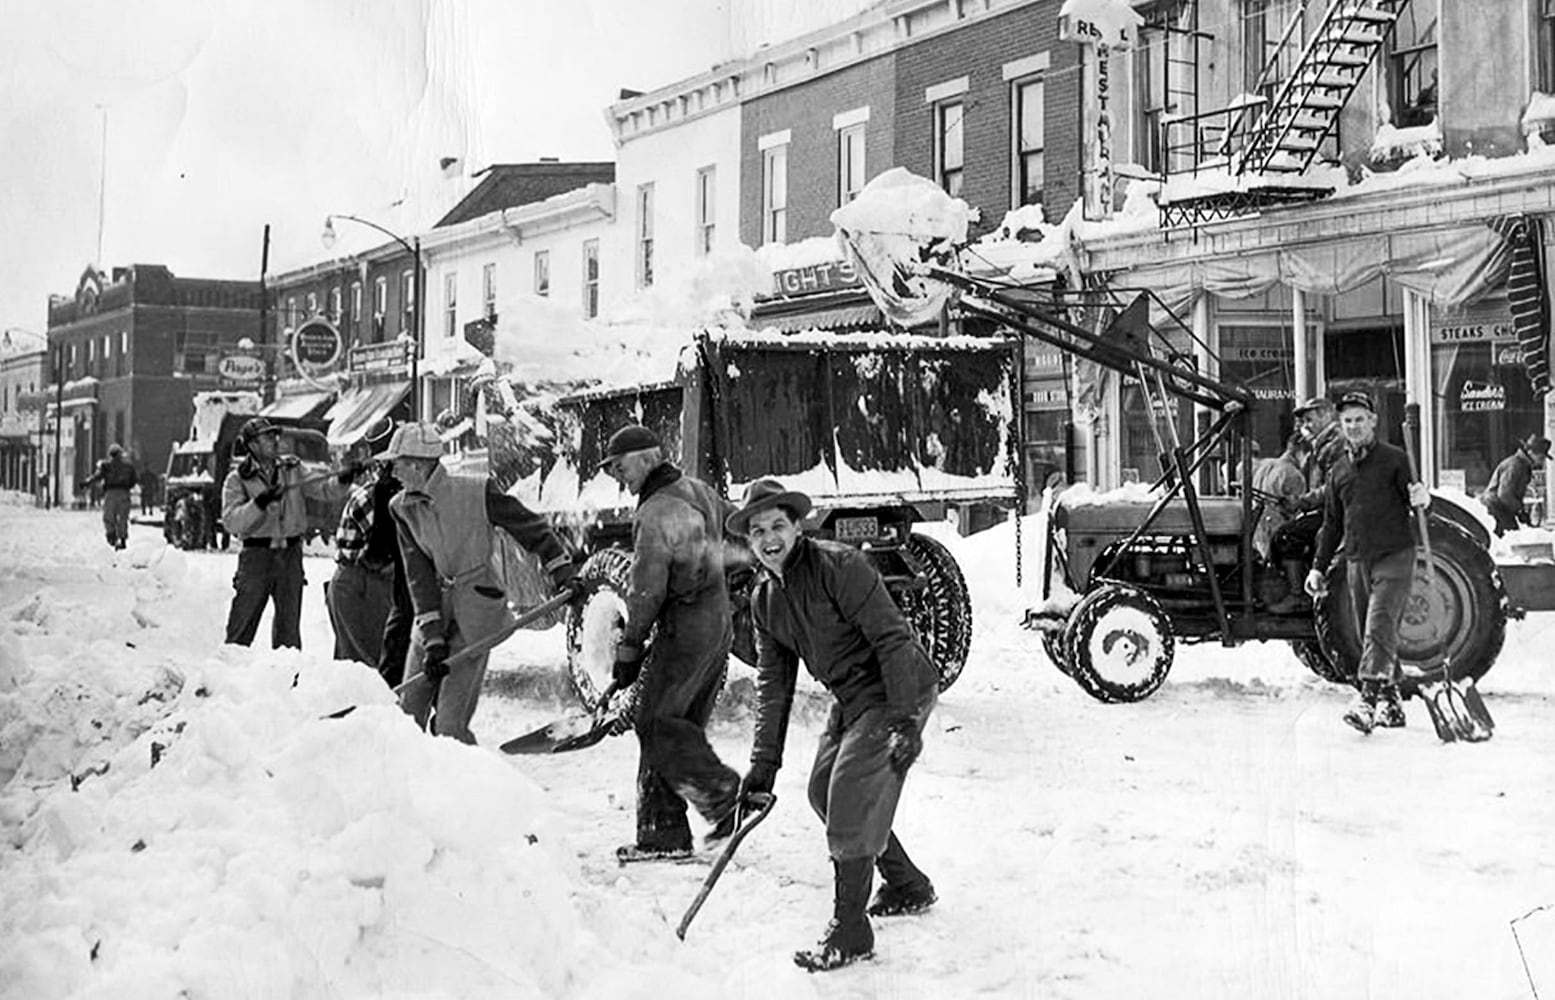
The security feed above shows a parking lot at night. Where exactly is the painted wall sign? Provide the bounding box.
[771,259,860,297]
[291,318,343,369]
[1460,380,1506,412]
[348,340,412,375]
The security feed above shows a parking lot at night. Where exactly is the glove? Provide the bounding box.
[422,637,450,682]
[253,483,285,509]
[277,455,301,469]
[885,716,923,777]
[1304,568,1327,599]
[551,560,582,597]
[612,641,643,688]
[739,761,778,810]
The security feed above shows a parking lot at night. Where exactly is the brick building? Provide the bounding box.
[42,265,261,505]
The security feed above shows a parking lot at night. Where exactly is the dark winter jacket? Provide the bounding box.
[621,463,735,652]
[84,456,138,492]
[1480,449,1536,520]
[1313,439,1419,572]
[1293,422,1344,512]
[749,536,938,771]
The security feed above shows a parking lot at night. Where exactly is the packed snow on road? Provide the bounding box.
[2,496,1554,999]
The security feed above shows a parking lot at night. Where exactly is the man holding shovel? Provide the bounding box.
[221,417,353,649]
[1305,392,1431,733]
[386,422,578,744]
[731,479,940,972]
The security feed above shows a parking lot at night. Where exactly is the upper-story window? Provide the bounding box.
[582,239,601,319]
[329,286,342,324]
[695,166,717,255]
[636,184,655,288]
[838,123,866,205]
[1133,0,1192,173]
[286,297,298,328]
[482,262,497,318]
[400,270,415,336]
[373,278,388,340]
[935,101,964,197]
[1388,5,1437,128]
[534,250,551,297]
[443,272,457,339]
[350,282,362,336]
[306,291,318,317]
[1241,0,1303,105]
[1540,0,1555,92]
[761,140,789,245]
[1012,77,1044,207]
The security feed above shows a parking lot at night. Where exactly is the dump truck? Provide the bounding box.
[458,327,1022,707]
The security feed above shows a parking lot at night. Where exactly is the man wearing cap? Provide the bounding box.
[1306,392,1431,734]
[1289,395,1344,511]
[325,417,405,678]
[221,416,350,648]
[386,421,578,744]
[730,478,940,973]
[599,422,743,864]
[1479,433,1552,535]
[82,443,138,549]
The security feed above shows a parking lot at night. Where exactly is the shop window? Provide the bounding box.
[1387,6,1437,127]
[1219,323,1298,457]
[1429,300,1543,495]
[1012,78,1045,208]
[935,101,964,197]
[1119,380,1195,485]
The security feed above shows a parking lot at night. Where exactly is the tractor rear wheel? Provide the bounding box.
[1064,583,1175,703]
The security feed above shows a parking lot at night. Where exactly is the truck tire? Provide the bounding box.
[170,495,206,551]
[893,533,973,692]
[1064,583,1175,703]
[565,548,640,717]
[1314,518,1507,695]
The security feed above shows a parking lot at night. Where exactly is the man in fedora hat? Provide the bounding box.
[1479,433,1551,535]
[729,478,941,973]
[1307,391,1431,734]
[326,416,406,679]
[599,422,744,864]
[386,421,578,743]
[222,416,351,649]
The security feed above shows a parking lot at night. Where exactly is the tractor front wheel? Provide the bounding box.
[1064,584,1175,703]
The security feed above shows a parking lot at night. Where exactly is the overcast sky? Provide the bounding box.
[0,0,761,338]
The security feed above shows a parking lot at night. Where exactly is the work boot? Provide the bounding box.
[1342,681,1379,734]
[1374,683,1406,729]
[869,833,936,917]
[794,857,875,973]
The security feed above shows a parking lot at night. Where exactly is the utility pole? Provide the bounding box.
[258,224,271,403]
[95,106,108,265]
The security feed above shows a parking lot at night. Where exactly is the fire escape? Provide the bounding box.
[1158,0,1413,229]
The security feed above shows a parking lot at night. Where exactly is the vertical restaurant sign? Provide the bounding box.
[1060,0,1140,222]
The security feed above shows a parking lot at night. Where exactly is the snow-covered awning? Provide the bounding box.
[748,298,884,334]
[326,382,410,449]
[259,390,334,421]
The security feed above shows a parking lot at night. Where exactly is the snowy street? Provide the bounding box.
[4,502,1555,999]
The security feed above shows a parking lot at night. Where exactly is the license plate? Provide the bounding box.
[834,516,880,542]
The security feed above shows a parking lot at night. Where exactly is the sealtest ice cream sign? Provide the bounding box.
[1059,0,1141,222]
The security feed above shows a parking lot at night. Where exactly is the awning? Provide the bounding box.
[326,381,411,448]
[260,390,334,421]
[749,292,885,334]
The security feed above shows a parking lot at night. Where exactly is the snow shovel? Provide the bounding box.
[443,590,576,670]
[321,674,422,720]
[499,679,628,755]
[1402,404,1493,743]
[676,792,776,941]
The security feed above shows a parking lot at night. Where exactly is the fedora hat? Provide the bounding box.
[725,478,813,535]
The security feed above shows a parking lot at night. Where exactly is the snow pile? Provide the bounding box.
[1369,118,1443,163]
[832,167,971,328]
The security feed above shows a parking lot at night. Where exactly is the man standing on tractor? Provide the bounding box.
[386,422,578,744]
[602,423,743,865]
[1305,392,1431,734]
[82,443,137,549]
[221,417,351,649]
[730,478,940,973]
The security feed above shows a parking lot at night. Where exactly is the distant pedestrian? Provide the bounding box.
[325,417,402,676]
[1306,392,1431,734]
[139,462,159,516]
[602,423,742,865]
[731,478,940,973]
[221,417,351,649]
[81,444,137,549]
[387,422,578,744]
[1479,434,1551,535]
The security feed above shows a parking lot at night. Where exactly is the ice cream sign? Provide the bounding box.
[1059,0,1141,222]
[1460,380,1506,412]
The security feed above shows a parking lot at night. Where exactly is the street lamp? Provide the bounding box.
[321,213,422,419]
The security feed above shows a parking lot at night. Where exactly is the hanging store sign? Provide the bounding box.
[1495,342,1526,367]
[291,318,343,369]
[216,352,266,386]
[771,259,861,297]
[348,340,413,375]
[1429,301,1515,344]
[1460,380,1506,412]
[1061,0,1137,223]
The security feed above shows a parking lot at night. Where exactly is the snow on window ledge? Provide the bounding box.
[1369,118,1443,169]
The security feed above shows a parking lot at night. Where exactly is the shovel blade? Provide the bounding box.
[1420,678,1493,744]
[500,713,598,754]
